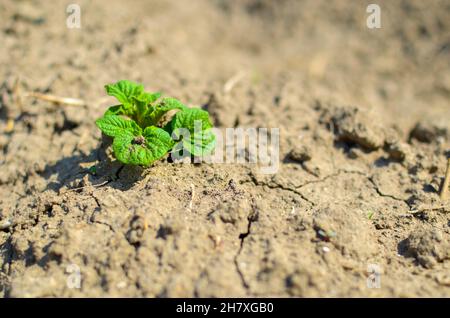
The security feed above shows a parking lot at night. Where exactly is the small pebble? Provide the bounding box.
[288,145,312,163]
[0,219,13,231]
[116,281,127,289]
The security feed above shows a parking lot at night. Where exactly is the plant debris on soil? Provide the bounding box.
[0,0,449,297]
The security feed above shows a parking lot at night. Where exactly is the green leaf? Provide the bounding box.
[111,130,135,164]
[165,107,215,157]
[95,115,142,138]
[112,126,174,166]
[164,107,212,135]
[105,80,144,108]
[143,126,175,154]
[182,129,216,157]
[142,97,187,127]
[104,105,128,117]
[132,93,162,115]
[159,97,188,111]
[132,95,149,127]
[132,92,165,127]
[140,92,161,104]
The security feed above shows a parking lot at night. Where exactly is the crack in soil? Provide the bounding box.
[193,269,207,297]
[233,206,258,290]
[245,168,413,211]
[295,171,342,189]
[366,175,412,209]
[89,194,115,233]
[92,220,115,233]
[246,173,316,206]
[0,237,13,297]
[290,168,369,190]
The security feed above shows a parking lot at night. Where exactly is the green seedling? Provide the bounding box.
[96,80,215,166]
[317,229,337,242]
[87,165,97,176]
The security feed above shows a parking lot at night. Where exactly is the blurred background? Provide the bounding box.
[1,0,449,129]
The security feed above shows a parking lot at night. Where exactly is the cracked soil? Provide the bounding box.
[0,0,450,297]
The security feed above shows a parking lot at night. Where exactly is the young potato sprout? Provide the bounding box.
[96,80,215,166]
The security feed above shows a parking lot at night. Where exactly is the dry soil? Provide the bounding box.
[0,0,449,297]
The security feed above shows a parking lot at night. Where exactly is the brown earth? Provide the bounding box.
[0,0,450,297]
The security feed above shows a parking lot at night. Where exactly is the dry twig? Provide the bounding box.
[440,158,450,200]
[188,184,195,211]
[223,71,246,93]
[24,91,86,106]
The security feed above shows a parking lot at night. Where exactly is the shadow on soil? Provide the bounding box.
[40,145,146,192]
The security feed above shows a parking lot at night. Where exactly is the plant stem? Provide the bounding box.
[440,158,450,200]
